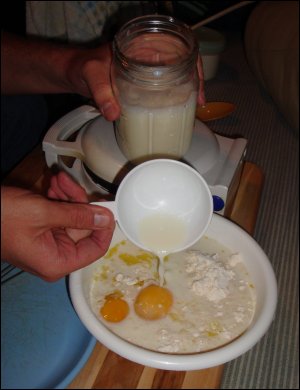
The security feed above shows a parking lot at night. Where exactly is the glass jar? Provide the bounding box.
[112,14,199,164]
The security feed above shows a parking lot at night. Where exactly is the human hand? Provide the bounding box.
[66,43,121,121]
[1,181,115,282]
[1,33,121,122]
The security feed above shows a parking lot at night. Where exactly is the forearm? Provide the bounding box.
[1,31,83,95]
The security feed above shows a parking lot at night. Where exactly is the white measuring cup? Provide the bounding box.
[96,159,213,254]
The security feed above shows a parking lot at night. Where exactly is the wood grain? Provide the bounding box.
[181,366,224,389]
[3,147,264,389]
[228,162,264,235]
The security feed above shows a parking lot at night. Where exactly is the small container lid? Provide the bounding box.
[194,27,226,55]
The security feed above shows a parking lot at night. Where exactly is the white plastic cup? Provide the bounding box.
[96,159,213,254]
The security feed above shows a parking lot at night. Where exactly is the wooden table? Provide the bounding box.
[3,146,264,389]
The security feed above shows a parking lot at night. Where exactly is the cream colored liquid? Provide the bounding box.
[115,87,197,163]
[139,213,187,285]
[90,236,256,353]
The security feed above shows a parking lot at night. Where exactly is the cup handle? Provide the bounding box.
[43,105,101,165]
[42,105,103,194]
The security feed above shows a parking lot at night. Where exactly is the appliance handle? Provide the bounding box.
[42,105,101,166]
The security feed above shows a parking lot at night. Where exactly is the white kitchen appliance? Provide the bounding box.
[43,105,247,215]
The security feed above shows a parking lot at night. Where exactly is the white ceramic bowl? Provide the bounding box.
[69,213,277,370]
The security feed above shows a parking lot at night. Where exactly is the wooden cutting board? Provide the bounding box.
[68,344,225,389]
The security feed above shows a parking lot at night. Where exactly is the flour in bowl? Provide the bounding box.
[89,236,256,353]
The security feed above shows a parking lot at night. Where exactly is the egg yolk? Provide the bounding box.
[100,297,129,323]
[134,284,173,320]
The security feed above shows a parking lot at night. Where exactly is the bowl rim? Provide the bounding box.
[69,213,277,370]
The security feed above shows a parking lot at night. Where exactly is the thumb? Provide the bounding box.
[48,202,115,230]
[87,78,120,121]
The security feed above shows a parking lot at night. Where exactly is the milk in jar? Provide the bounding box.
[112,15,199,164]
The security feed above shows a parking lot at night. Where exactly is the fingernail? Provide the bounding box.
[101,102,114,118]
[94,213,110,227]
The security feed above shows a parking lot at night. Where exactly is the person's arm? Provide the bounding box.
[1,31,120,120]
